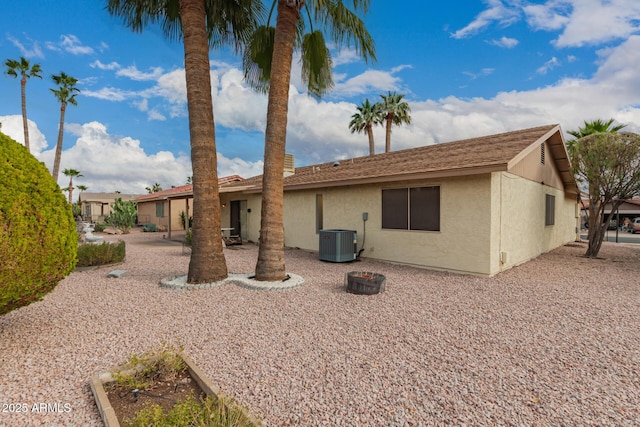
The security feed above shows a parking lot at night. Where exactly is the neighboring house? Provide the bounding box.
[135,175,244,235]
[580,199,640,228]
[218,124,579,276]
[78,193,140,223]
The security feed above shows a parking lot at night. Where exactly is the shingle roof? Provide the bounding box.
[221,124,575,192]
[134,175,244,202]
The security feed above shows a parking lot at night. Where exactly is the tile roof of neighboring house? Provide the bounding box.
[79,193,141,203]
[134,175,244,202]
[221,124,577,193]
[580,199,640,209]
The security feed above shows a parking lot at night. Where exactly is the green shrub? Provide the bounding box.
[107,198,137,233]
[142,223,159,232]
[0,132,77,315]
[93,222,106,232]
[76,241,125,267]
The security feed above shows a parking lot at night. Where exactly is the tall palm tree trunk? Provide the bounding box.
[52,103,66,180]
[385,115,393,153]
[255,1,298,281]
[180,0,228,283]
[20,76,30,153]
[366,124,374,156]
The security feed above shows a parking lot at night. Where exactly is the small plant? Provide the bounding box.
[142,223,159,232]
[184,229,193,247]
[113,345,186,390]
[129,393,256,427]
[76,241,125,267]
[93,222,106,232]
[179,211,193,230]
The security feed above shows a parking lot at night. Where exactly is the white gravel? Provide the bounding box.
[1,230,639,426]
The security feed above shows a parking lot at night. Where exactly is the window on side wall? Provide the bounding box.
[382,186,440,231]
[156,201,165,218]
[316,194,323,233]
[545,194,555,226]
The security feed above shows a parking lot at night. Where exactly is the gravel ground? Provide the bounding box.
[1,230,639,426]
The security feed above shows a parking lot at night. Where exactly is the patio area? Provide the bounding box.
[0,229,638,426]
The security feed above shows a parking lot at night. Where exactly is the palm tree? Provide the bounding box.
[243,0,375,281]
[567,118,626,152]
[77,184,88,193]
[63,168,83,203]
[349,98,381,156]
[50,72,80,181]
[379,91,411,153]
[107,0,263,284]
[145,182,163,193]
[4,57,43,153]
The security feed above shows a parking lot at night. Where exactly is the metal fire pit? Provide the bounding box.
[345,271,386,295]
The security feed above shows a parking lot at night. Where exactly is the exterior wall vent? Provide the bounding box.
[540,142,545,165]
[319,229,357,262]
[284,153,295,176]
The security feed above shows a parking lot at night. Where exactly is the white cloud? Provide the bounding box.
[0,115,49,154]
[58,34,94,55]
[90,60,120,70]
[488,36,519,48]
[463,68,495,80]
[6,35,44,58]
[147,109,166,121]
[456,1,640,47]
[117,65,165,81]
[82,87,137,101]
[451,0,521,39]
[537,56,560,74]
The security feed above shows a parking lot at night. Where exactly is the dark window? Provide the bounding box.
[316,194,323,233]
[545,194,555,226]
[382,188,408,229]
[156,201,164,218]
[410,187,440,231]
[382,186,440,231]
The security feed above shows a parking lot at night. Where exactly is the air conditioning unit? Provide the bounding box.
[319,229,357,262]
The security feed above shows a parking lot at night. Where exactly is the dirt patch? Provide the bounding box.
[104,368,205,425]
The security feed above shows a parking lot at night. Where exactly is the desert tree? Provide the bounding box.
[570,132,640,257]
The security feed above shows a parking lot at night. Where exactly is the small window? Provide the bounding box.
[382,186,440,231]
[545,194,555,226]
[316,194,323,233]
[156,201,165,218]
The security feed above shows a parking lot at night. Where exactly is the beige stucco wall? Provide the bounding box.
[215,171,577,277]
[279,175,495,275]
[491,171,577,275]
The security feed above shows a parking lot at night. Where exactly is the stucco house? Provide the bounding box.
[78,192,140,223]
[216,124,579,276]
[135,175,244,233]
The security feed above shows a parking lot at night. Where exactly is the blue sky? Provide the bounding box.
[1,0,639,197]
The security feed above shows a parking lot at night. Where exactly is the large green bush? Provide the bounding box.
[0,132,77,315]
